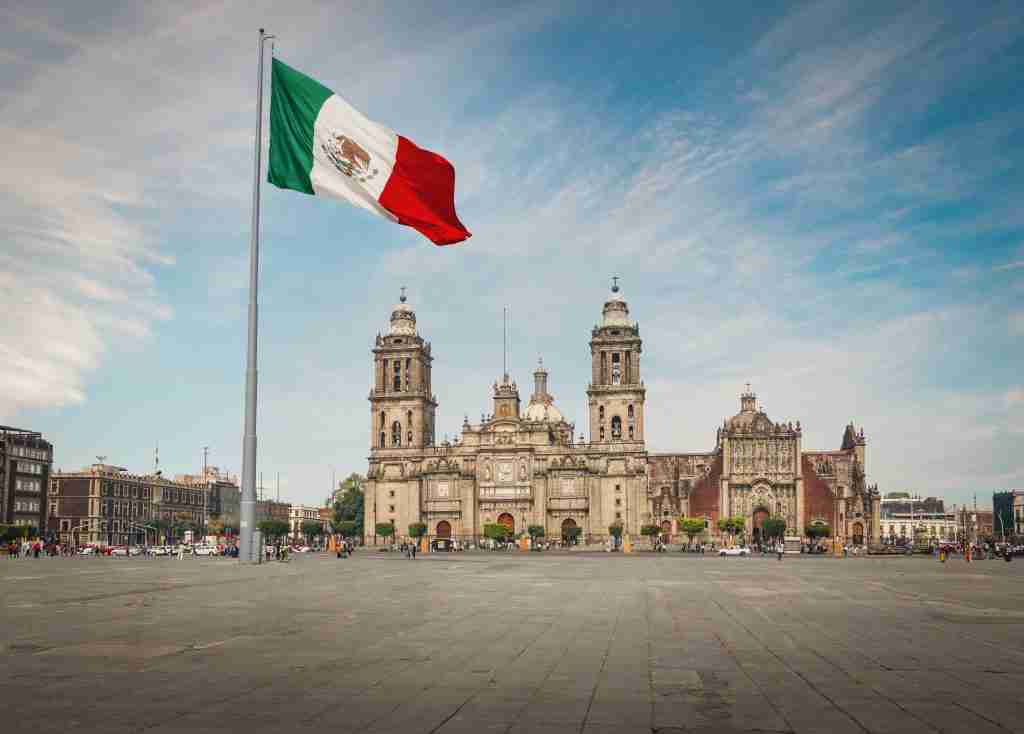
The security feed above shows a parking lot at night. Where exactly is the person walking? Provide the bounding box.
[176,544,185,561]
[411,541,417,560]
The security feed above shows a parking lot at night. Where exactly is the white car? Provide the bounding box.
[77,546,96,555]
[151,545,171,556]
[719,547,750,557]
[193,545,219,556]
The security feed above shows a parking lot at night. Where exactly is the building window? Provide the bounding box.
[615,512,622,520]
[615,498,621,506]
[389,505,395,513]
[628,425,634,439]
[611,416,622,439]
[379,432,386,448]
[627,404,634,419]
[392,421,402,447]
[599,406,604,421]
[405,358,411,390]
[615,484,621,493]
[393,361,401,391]
[389,490,395,498]
[599,426,605,441]
[380,411,386,430]
[611,353,621,385]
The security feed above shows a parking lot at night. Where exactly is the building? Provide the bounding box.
[175,466,240,531]
[954,506,994,542]
[255,499,289,523]
[879,495,959,543]
[1015,491,1024,537]
[288,504,326,541]
[1,426,53,534]
[363,283,878,547]
[51,464,206,547]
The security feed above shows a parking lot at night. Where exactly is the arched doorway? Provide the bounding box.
[752,507,769,547]
[561,518,579,545]
[497,513,515,534]
[852,521,864,546]
[436,521,451,538]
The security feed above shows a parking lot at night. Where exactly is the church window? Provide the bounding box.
[615,484,621,493]
[628,425,634,439]
[615,512,622,520]
[393,361,401,391]
[392,421,402,447]
[611,353,621,385]
[405,358,411,390]
[382,360,388,391]
[615,498,621,506]
[599,426,605,441]
[389,505,395,513]
[599,406,605,420]
[407,431,413,445]
[611,416,622,439]
[379,432,386,448]
[380,411,386,430]
[627,404,634,419]
[389,490,395,498]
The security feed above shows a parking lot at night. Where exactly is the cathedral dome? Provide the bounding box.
[524,357,564,423]
[726,387,773,432]
[389,287,416,336]
[523,400,564,423]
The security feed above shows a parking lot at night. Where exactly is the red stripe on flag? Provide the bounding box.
[378,136,471,246]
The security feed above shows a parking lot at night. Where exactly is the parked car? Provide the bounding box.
[193,545,218,556]
[151,545,171,556]
[719,547,750,557]
[77,546,96,555]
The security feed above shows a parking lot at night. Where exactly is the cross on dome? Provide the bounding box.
[611,275,620,293]
[399,285,407,303]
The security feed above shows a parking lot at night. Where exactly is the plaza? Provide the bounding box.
[3,553,1024,734]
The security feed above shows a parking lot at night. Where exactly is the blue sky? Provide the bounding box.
[1,0,1022,506]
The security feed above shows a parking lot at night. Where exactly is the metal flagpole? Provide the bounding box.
[240,28,275,563]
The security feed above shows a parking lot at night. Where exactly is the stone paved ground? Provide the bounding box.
[2,551,1024,734]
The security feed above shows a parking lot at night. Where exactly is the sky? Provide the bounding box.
[1,0,1022,508]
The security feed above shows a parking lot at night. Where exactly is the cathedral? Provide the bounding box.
[363,282,880,547]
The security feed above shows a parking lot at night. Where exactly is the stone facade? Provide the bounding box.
[364,283,877,546]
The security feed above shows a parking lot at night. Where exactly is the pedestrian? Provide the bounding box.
[777,543,783,561]
[411,542,417,560]
[176,544,184,561]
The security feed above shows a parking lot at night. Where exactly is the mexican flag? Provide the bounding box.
[267,59,471,246]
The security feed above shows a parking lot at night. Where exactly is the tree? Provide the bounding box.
[640,525,660,537]
[762,518,787,541]
[717,516,745,544]
[562,525,582,545]
[527,525,546,539]
[679,517,707,548]
[484,523,511,542]
[335,520,358,538]
[375,522,395,540]
[408,522,427,538]
[607,524,623,538]
[300,520,324,543]
[257,519,289,542]
[333,473,366,536]
[805,523,831,540]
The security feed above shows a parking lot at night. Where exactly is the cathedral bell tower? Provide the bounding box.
[588,278,645,443]
[369,288,436,450]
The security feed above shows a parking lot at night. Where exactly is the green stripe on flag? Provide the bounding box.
[268,59,334,195]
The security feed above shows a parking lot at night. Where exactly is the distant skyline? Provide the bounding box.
[1,1,1022,506]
